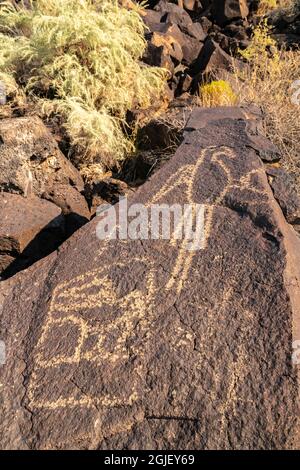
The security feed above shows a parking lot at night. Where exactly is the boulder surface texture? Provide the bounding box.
[0,107,299,449]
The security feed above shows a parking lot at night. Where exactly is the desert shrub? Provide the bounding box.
[234,22,300,190]
[239,19,278,62]
[257,0,299,14]
[257,0,278,15]
[0,70,26,116]
[0,0,167,168]
[199,80,238,107]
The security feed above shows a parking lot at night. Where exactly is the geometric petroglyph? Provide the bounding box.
[28,257,162,409]
[27,146,268,411]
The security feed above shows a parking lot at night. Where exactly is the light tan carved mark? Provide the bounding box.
[27,146,268,411]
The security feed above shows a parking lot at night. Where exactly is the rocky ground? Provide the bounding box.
[141,0,300,97]
[0,0,300,450]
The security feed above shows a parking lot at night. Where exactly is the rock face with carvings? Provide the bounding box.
[0,107,299,449]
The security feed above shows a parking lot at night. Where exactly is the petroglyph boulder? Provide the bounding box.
[0,107,300,449]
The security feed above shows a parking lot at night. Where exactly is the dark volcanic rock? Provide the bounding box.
[85,177,132,218]
[143,40,175,72]
[0,116,90,221]
[144,23,204,68]
[266,166,300,226]
[155,1,206,40]
[0,107,299,449]
[181,0,202,11]
[0,193,64,277]
[142,1,253,95]
[269,9,300,49]
[272,33,300,49]
[193,37,240,75]
[212,0,249,26]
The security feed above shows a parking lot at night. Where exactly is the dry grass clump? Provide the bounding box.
[256,0,300,16]
[0,0,167,168]
[197,20,300,190]
[199,80,238,107]
[236,22,300,189]
[257,0,278,15]
[257,0,296,15]
[0,70,26,117]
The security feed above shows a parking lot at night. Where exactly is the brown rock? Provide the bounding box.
[0,116,89,220]
[0,254,15,274]
[0,193,64,277]
[147,23,204,65]
[143,41,175,72]
[149,28,184,63]
[155,1,206,40]
[124,101,189,181]
[194,37,238,74]
[85,177,132,217]
[0,107,299,449]
[272,33,300,49]
[181,0,202,11]
[141,8,163,29]
[199,16,213,34]
[180,35,204,64]
[212,0,249,26]
[209,31,232,52]
[266,167,300,226]
[178,71,193,93]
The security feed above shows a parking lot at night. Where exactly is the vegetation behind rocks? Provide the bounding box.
[0,0,167,168]
[197,3,300,191]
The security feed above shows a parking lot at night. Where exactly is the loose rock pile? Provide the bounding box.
[0,0,300,451]
[0,117,89,278]
[141,0,254,96]
[141,0,300,96]
[269,5,300,48]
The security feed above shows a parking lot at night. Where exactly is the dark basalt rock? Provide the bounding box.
[272,33,300,49]
[84,177,132,218]
[141,1,254,95]
[268,9,300,49]
[0,107,299,449]
[0,116,91,275]
[144,23,204,67]
[0,193,65,278]
[211,0,249,26]
[266,166,300,226]
[0,116,90,221]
